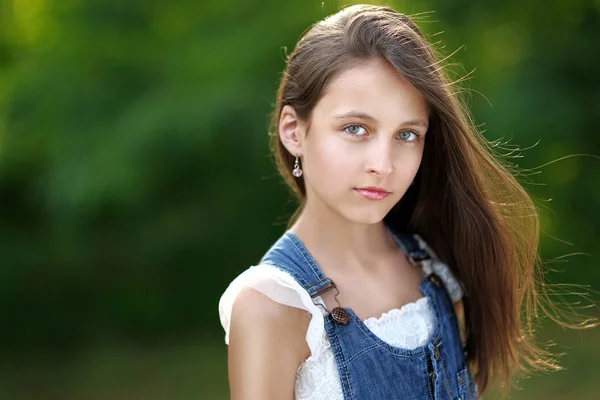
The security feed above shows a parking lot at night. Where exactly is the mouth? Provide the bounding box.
[354,187,391,201]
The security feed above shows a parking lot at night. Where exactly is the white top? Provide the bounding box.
[219,256,463,400]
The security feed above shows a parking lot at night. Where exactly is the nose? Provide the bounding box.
[365,139,395,176]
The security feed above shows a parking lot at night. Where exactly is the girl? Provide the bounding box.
[218,4,596,399]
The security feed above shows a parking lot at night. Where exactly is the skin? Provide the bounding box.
[228,58,430,399]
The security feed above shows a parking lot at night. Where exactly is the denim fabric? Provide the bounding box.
[259,227,478,400]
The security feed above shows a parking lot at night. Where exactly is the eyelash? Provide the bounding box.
[342,124,421,143]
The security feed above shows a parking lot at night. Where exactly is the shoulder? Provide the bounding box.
[231,285,311,341]
[218,264,309,337]
[219,263,328,356]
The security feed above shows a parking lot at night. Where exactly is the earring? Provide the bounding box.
[292,156,303,177]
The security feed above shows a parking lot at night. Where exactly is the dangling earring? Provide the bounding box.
[292,155,303,178]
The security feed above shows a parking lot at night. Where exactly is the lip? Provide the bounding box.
[354,187,391,200]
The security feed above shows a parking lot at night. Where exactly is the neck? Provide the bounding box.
[289,196,397,273]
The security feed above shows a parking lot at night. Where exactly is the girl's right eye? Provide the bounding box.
[344,124,367,136]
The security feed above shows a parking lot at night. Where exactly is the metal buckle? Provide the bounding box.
[307,279,350,325]
[406,247,431,266]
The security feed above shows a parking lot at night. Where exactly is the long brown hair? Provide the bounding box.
[268,4,597,394]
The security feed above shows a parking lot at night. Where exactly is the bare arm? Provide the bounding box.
[228,286,311,400]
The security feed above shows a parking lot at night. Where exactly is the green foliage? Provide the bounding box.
[0,0,598,375]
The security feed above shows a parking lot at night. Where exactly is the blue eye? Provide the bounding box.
[344,124,367,136]
[397,131,419,142]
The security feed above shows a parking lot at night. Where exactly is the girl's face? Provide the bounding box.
[285,58,429,225]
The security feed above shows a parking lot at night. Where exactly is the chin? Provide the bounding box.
[340,207,391,225]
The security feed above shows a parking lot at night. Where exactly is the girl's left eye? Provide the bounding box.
[397,131,419,142]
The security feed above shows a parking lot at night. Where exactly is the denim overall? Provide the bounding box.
[259,228,478,400]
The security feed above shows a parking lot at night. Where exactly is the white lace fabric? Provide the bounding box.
[219,260,463,400]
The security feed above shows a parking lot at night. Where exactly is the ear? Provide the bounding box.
[278,105,306,156]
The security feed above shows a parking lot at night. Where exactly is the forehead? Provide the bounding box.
[315,58,429,122]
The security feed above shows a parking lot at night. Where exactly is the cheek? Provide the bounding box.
[304,135,356,184]
[401,150,424,173]
[390,149,424,185]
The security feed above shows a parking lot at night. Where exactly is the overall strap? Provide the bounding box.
[388,227,470,348]
[385,226,433,266]
[392,227,471,357]
[259,231,334,299]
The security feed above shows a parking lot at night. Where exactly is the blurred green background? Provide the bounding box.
[0,0,599,398]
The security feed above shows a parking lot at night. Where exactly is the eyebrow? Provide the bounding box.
[333,110,429,129]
